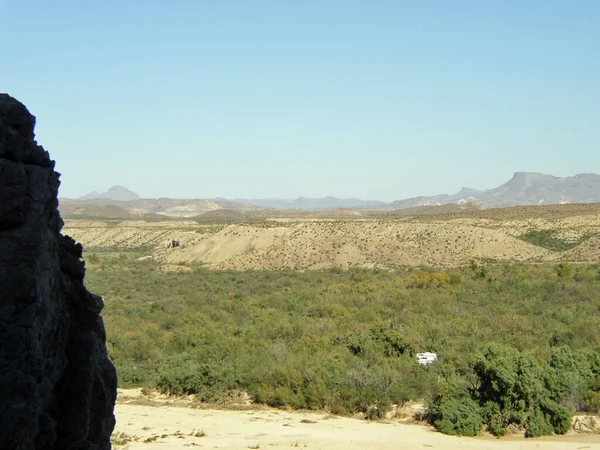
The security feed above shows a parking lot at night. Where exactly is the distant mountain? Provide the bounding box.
[293,196,388,210]
[477,172,600,207]
[389,173,600,209]
[79,191,103,200]
[389,187,482,209]
[79,185,140,202]
[453,187,483,199]
[236,198,295,209]
[242,174,600,211]
[240,197,388,210]
[63,173,600,218]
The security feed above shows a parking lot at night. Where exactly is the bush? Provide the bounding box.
[369,324,413,357]
[555,263,574,279]
[525,408,554,437]
[483,401,508,437]
[449,274,462,285]
[364,400,391,420]
[487,414,508,437]
[548,346,594,410]
[476,265,489,279]
[409,270,451,289]
[544,400,571,435]
[156,359,215,397]
[441,344,574,438]
[474,344,546,412]
[583,390,600,414]
[434,397,483,436]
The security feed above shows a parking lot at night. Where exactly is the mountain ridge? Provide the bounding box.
[64,172,600,217]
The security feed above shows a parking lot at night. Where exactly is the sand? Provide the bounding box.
[113,390,600,450]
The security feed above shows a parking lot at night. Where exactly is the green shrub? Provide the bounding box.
[156,359,215,396]
[449,274,462,285]
[548,346,594,409]
[483,401,508,436]
[475,265,489,279]
[487,414,508,437]
[543,400,571,434]
[448,344,573,438]
[525,408,554,437]
[555,263,574,279]
[583,390,600,414]
[369,324,413,357]
[434,397,483,436]
[474,344,546,412]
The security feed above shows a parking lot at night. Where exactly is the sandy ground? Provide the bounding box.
[113,391,600,450]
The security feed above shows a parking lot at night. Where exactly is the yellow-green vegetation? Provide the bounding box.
[85,249,600,436]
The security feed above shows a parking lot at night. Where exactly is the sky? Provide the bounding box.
[1,1,599,201]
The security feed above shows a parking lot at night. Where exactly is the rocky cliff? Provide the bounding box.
[0,94,117,449]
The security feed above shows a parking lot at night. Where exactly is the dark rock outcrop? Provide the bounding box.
[0,94,117,449]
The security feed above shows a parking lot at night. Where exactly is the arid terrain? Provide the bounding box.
[113,389,600,450]
[63,204,600,270]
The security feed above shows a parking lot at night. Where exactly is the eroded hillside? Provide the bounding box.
[63,205,600,270]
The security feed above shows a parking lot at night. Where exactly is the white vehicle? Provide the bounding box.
[416,352,438,366]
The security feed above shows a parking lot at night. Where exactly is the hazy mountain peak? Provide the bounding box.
[483,172,600,207]
[79,191,103,200]
[104,185,140,201]
[79,185,140,202]
[70,172,600,214]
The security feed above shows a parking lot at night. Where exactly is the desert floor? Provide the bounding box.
[114,390,600,450]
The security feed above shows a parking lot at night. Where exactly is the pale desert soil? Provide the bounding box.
[113,390,600,450]
[64,213,600,270]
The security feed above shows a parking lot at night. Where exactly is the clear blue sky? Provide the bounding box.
[2,1,599,201]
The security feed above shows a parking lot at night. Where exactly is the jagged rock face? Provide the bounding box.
[0,94,117,449]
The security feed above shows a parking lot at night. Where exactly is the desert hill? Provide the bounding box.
[60,197,259,218]
[63,204,600,271]
[58,203,165,220]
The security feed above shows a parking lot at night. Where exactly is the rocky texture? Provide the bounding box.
[572,415,600,434]
[0,93,117,450]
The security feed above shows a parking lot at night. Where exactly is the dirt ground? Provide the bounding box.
[113,389,600,450]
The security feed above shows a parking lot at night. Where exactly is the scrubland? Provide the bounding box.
[84,250,600,440]
[70,205,600,443]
